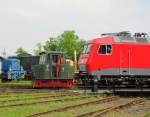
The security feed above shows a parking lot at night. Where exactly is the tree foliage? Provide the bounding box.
[34,43,43,55]
[16,47,26,55]
[58,30,85,59]
[43,37,58,52]
[35,30,85,60]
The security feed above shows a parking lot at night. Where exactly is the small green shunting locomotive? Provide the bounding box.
[32,51,74,88]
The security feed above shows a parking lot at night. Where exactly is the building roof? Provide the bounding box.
[17,53,32,57]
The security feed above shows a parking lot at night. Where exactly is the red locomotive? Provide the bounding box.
[78,31,150,90]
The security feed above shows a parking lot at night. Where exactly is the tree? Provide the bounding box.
[58,30,85,60]
[43,37,58,51]
[16,47,26,55]
[34,43,43,55]
[35,30,85,60]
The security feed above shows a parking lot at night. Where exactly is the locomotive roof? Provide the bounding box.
[88,36,150,44]
[3,58,20,62]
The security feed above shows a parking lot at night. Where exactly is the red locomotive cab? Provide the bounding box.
[78,43,92,72]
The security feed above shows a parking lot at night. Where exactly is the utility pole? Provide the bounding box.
[74,50,77,71]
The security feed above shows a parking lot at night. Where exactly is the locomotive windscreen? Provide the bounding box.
[82,44,92,54]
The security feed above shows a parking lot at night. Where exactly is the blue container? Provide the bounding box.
[2,59,25,81]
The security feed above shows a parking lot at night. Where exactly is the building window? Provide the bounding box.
[99,44,112,54]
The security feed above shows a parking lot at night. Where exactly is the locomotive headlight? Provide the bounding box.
[79,65,86,71]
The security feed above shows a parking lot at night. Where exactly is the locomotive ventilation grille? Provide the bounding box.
[32,65,47,78]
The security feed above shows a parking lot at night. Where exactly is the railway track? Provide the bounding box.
[76,98,144,117]
[0,88,66,94]
[0,90,52,95]
[0,92,55,98]
[25,96,118,117]
[0,90,75,99]
[0,93,80,103]
[0,95,95,108]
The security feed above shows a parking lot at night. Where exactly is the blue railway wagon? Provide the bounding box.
[1,59,25,81]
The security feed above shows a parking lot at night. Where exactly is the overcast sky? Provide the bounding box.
[0,0,150,56]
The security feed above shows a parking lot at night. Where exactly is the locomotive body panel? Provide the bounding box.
[78,36,150,77]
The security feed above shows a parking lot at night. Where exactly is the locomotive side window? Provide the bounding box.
[107,45,112,54]
[99,44,112,55]
[99,45,106,54]
[39,54,47,64]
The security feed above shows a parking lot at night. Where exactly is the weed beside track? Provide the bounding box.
[0,95,98,108]
[26,96,118,117]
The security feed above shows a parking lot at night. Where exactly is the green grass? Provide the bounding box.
[0,95,88,106]
[0,92,84,101]
[144,112,150,117]
[0,92,91,106]
[0,96,103,117]
[0,92,56,100]
[0,79,32,86]
[43,97,114,117]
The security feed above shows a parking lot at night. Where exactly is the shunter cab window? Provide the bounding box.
[82,44,92,54]
[39,54,47,64]
[99,44,112,54]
